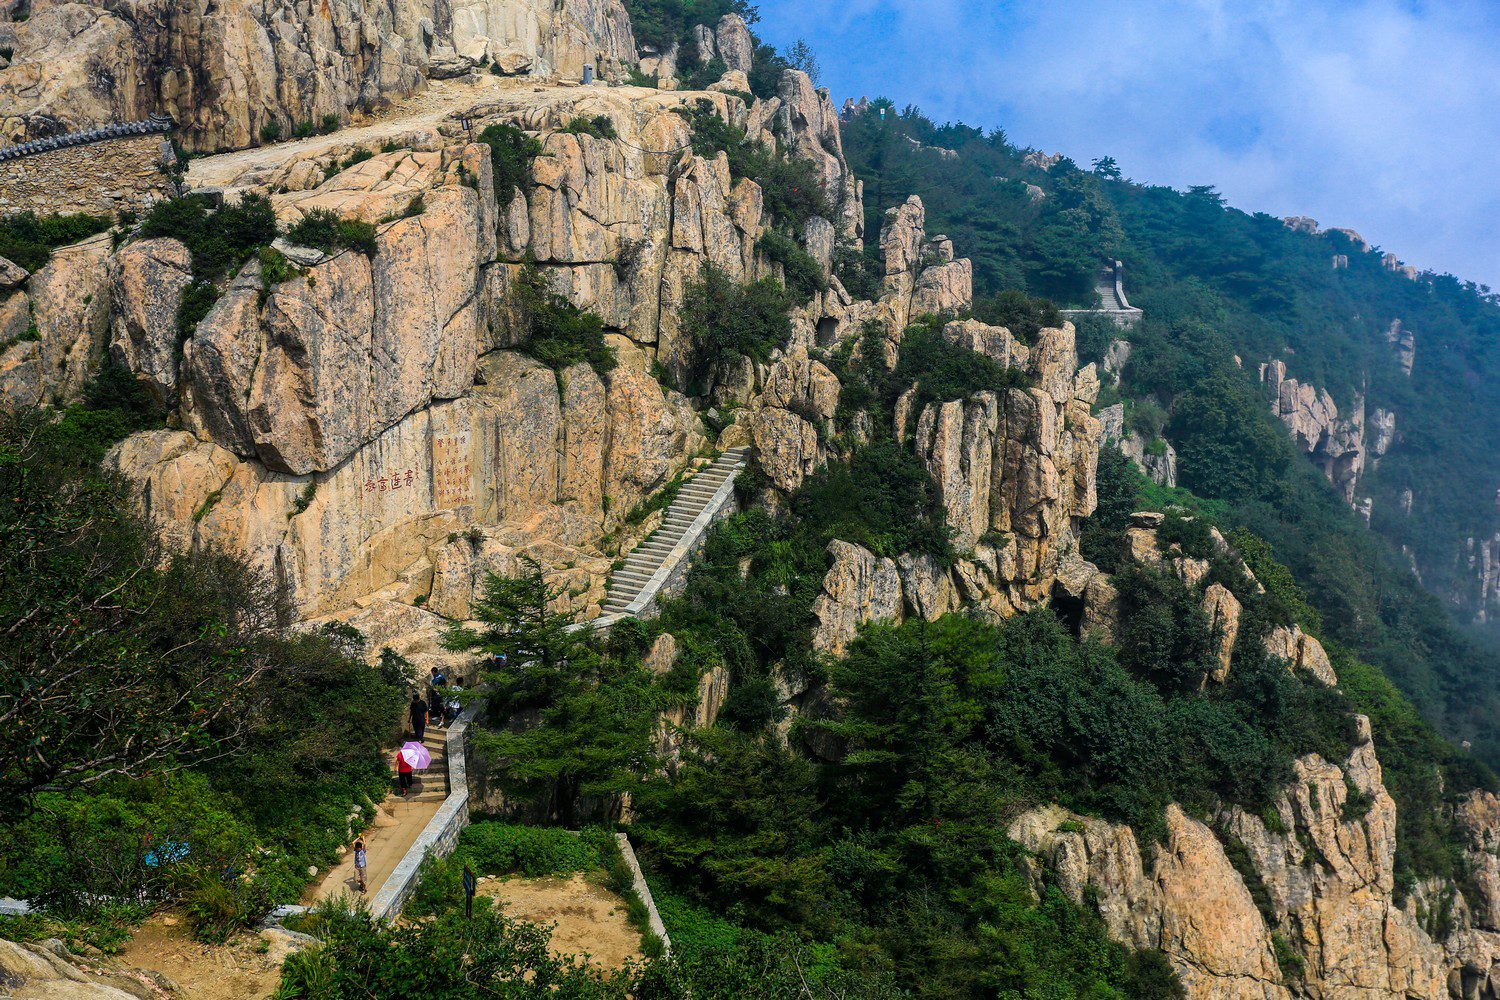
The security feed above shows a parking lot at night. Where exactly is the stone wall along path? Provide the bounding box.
[598,446,747,620]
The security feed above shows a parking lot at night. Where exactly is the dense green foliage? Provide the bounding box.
[479,123,544,204]
[842,98,1500,786]
[0,401,401,935]
[282,207,378,257]
[139,192,279,283]
[0,210,111,271]
[843,106,1119,303]
[756,228,825,302]
[679,263,792,391]
[503,262,617,376]
[972,288,1064,343]
[559,115,619,140]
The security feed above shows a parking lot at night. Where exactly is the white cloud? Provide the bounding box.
[757,0,1500,286]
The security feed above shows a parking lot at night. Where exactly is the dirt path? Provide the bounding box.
[186,76,513,190]
[117,915,283,1000]
[480,873,644,971]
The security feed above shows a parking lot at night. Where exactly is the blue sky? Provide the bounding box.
[751,0,1500,290]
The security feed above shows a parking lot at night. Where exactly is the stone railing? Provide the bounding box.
[265,699,479,926]
[615,833,672,957]
[365,700,479,920]
[588,456,744,630]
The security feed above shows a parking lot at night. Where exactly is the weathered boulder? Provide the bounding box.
[942,317,1029,369]
[108,238,193,405]
[1097,401,1177,488]
[1263,624,1337,685]
[1011,804,1289,998]
[26,233,112,406]
[1202,582,1242,683]
[0,256,27,289]
[810,540,903,655]
[182,175,490,474]
[715,14,754,74]
[1386,319,1416,376]
[0,935,168,998]
[751,406,822,492]
[1259,360,1367,505]
[112,340,702,617]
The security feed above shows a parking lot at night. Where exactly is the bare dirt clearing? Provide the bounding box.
[479,872,643,971]
[116,915,284,1000]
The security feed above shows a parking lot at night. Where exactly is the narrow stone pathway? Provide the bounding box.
[306,722,449,904]
[601,447,748,617]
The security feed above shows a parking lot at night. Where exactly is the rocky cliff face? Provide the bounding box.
[805,317,1100,654]
[1012,718,1500,999]
[0,0,637,150]
[0,71,872,663]
[1259,359,1395,508]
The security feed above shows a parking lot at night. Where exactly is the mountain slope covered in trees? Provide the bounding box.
[843,103,1500,767]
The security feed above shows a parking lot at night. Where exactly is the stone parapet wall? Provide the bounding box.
[0,133,176,220]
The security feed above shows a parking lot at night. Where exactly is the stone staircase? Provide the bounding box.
[601,447,748,618]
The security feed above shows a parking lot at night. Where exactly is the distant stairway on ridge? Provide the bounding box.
[600,447,749,619]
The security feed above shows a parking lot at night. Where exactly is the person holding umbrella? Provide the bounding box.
[396,748,414,797]
[398,739,432,797]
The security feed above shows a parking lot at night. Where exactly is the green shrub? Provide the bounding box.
[320,113,340,134]
[504,262,616,376]
[139,192,278,283]
[0,211,111,271]
[679,263,792,391]
[293,119,317,139]
[756,229,826,302]
[478,123,543,205]
[559,115,618,140]
[283,208,378,257]
[176,280,220,336]
[971,288,1063,343]
[1272,932,1305,981]
[792,440,952,560]
[260,119,282,143]
[889,317,1032,422]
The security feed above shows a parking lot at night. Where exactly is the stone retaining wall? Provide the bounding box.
[0,134,177,219]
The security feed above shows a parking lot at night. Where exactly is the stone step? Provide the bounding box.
[611,572,653,584]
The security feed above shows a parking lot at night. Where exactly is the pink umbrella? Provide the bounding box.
[400,742,432,769]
